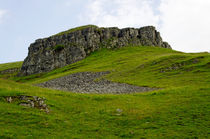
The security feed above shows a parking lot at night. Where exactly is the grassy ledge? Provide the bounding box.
[0,61,23,72]
[52,25,98,37]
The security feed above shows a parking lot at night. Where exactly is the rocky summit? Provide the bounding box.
[20,25,171,76]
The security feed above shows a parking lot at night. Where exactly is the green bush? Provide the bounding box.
[54,44,65,51]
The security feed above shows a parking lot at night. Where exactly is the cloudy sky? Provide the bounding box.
[0,0,210,63]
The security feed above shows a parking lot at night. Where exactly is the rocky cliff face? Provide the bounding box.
[20,25,171,76]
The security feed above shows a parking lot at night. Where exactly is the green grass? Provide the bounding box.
[0,61,22,72]
[0,46,210,138]
[12,46,210,88]
[0,61,23,79]
[53,25,98,36]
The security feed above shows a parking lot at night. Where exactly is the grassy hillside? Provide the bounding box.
[0,61,22,72]
[0,46,209,138]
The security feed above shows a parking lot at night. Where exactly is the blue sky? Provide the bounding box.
[0,0,210,63]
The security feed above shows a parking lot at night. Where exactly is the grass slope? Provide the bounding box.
[0,46,209,138]
[53,25,97,37]
[0,61,22,72]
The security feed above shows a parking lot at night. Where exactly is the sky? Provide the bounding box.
[0,0,210,63]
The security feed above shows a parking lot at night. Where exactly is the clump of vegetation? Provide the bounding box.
[53,44,65,51]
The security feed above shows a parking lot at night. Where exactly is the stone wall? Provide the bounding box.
[20,25,171,76]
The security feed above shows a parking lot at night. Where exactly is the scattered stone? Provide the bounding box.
[116,108,123,116]
[6,97,12,103]
[19,25,171,76]
[19,103,31,107]
[37,71,158,94]
[116,108,123,113]
[4,96,49,113]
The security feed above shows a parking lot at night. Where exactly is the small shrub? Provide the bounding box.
[54,44,65,51]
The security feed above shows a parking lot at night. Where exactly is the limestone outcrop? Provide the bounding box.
[20,25,171,76]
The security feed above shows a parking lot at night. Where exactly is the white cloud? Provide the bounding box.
[81,0,159,28]
[0,10,7,23]
[159,0,210,52]
[81,0,210,52]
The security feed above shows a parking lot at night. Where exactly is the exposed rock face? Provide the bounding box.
[20,25,171,76]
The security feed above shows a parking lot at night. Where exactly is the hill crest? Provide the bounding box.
[20,25,171,76]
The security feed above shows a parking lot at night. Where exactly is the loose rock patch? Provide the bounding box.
[37,72,158,94]
[5,96,49,113]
